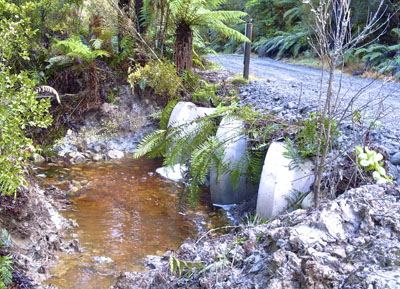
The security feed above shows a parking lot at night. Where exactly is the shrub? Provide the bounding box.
[255,28,311,58]
[0,17,52,196]
[128,60,182,100]
[353,29,400,79]
[284,113,339,161]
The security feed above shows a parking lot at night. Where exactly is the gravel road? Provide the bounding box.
[208,55,400,132]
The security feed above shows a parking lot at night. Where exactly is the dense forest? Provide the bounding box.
[0,0,399,287]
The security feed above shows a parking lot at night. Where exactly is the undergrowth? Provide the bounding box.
[353,28,400,79]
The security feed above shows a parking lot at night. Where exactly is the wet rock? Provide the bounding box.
[33,153,45,163]
[92,153,103,162]
[156,164,187,181]
[67,239,81,253]
[107,149,124,159]
[93,256,113,264]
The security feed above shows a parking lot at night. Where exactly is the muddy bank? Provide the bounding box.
[0,180,78,288]
[112,184,400,289]
[52,84,159,163]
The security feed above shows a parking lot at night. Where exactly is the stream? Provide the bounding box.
[35,158,229,288]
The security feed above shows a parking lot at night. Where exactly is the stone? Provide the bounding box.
[286,101,297,109]
[69,151,84,163]
[107,149,124,159]
[272,106,284,113]
[387,162,398,179]
[155,164,188,181]
[210,116,252,205]
[93,256,113,264]
[33,153,45,163]
[92,154,103,161]
[390,152,400,165]
[256,141,314,218]
[93,145,102,153]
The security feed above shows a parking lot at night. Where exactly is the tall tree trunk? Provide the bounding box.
[174,22,193,75]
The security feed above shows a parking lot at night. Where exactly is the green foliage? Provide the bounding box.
[353,28,400,79]
[283,137,303,165]
[167,0,249,43]
[0,255,13,289]
[169,255,204,278]
[182,71,221,106]
[284,113,339,162]
[230,76,249,86]
[0,230,12,250]
[0,229,13,289]
[0,17,52,196]
[0,0,83,71]
[243,212,268,227]
[111,36,137,67]
[128,60,182,100]
[296,113,338,159]
[254,28,311,58]
[160,99,179,130]
[245,151,265,185]
[48,36,110,68]
[356,146,392,183]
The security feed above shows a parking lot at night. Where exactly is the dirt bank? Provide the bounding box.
[0,179,78,288]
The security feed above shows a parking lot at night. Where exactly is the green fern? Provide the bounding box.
[246,150,265,185]
[160,99,179,130]
[134,129,168,159]
[353,28,400,79]
[51,37,109,64]
[254,27,311,58]
[0,256,13,288]
[166,0,249,43]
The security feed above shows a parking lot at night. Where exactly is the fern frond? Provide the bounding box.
[190,136,221,185]
[34,85,61,104]
[160,99,179,130]
[133,129,167,159]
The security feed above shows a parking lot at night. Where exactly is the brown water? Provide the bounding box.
[36,158,228,289]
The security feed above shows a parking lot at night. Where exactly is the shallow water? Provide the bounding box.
[36,158,228,289]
